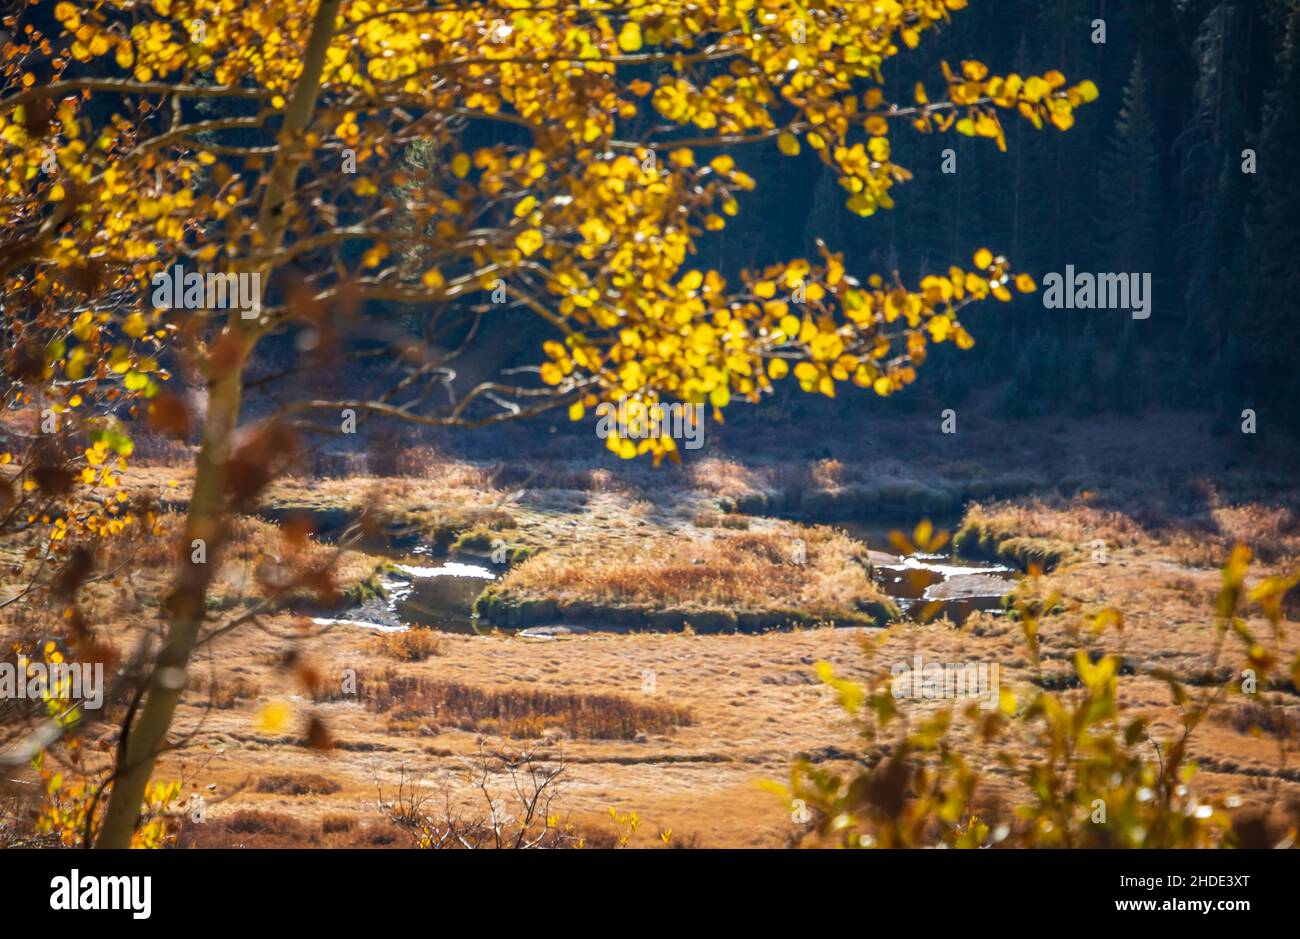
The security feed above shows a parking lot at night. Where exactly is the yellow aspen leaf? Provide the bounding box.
[1073,80,1100,104]
[255,700,291,734]
[515,229,543,256]
[999,686,1017,716]
[617,22,643,53]
[669,148,694,167]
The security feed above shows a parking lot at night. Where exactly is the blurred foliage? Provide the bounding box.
[33,752,179,849]
[778,542,1300,848]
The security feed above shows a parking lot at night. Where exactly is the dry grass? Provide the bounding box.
[387,449,497,488]
[190,674,261,709]
[370,628,444,662]
[959,498,1148,551]
[685,457,774,501]
[1203,503,1300,563]
[90,512,379,611]
[496,523,887,620]
[1215,700,1300,739]
[357,673,692,740]
[321,814,357,834]
[177,809,405,848]
[254,773,342,796]
[690,512,751,530]
[261,472,504,517]
[955,498,1154,571]
[959,494,1300,571]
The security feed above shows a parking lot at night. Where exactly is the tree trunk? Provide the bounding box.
[91,338,247,849]
[94,0,342,848]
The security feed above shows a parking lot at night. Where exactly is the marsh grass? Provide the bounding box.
[493,524,889,624]
[357,672,692,740]
[370,628,444,661]
[959,496,1300,571]
[255,774,342,796]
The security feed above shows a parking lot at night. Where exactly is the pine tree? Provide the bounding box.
[1093,54,1165,282]
[1174,1,1260,351]
[1244,1,1300,432]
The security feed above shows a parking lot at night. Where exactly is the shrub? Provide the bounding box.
[781,544,1300,849]
[370,628,444,662]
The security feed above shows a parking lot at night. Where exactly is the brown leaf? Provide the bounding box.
[32,464,77,496]
[224,421,299,505]
[284,275,325,325]
[207,329,249,379]
[298,567,338,607]
[887,530,914,556]
[281,512,315,547]
[21,97,55,136]
[147,392,191,438]
[10,343,45,383]
[867,754,912,818]
[67,261,105,296]
[305,715,334,751]
[295,662,322,695]
[51,546,94,600]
